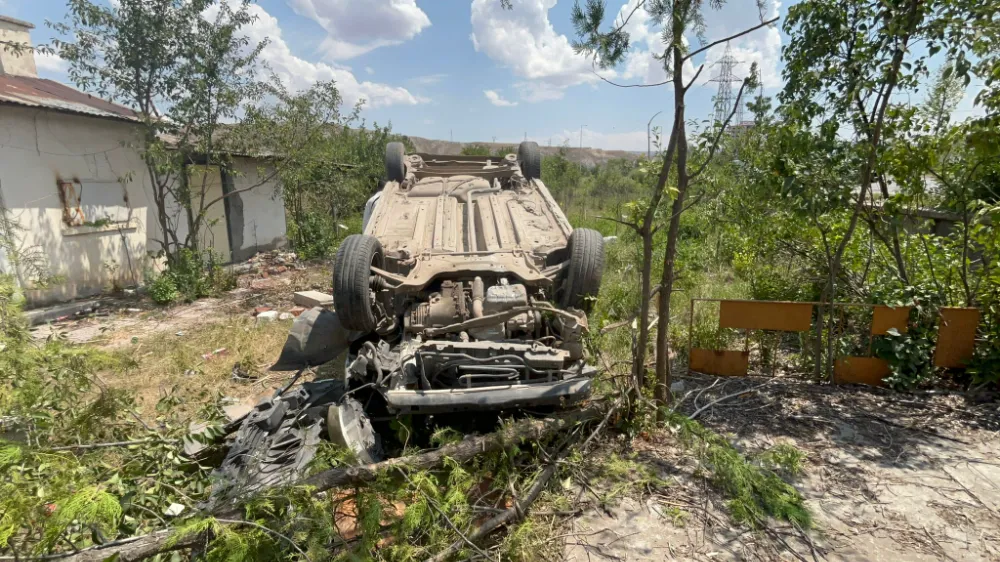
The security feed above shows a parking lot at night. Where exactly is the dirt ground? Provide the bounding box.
[29,262,334,418]
[27,262,1000,560]
[29,261,332,346]
[564,374,1000,561]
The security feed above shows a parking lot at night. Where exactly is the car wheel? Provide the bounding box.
[561,228,605,312]
[385,142,406,183]
[333,234,383,332]
[518,141,541,181]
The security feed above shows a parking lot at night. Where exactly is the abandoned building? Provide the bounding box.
[0,15,287,307]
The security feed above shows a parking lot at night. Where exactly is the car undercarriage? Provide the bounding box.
[210,142,605,504]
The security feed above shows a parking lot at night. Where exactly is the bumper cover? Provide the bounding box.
[386,377,591,414]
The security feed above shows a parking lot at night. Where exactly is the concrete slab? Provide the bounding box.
[24,299,101,326]
[293,290,333,308]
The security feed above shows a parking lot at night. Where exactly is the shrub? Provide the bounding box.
[148,274,179,305]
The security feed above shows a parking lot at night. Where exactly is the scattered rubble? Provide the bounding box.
[255,311,279,323]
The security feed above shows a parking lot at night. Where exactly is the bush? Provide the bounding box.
[148,274,179,305]
[149,249,236,305]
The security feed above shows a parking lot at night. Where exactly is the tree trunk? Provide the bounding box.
[634,230,654,390]
[654,43,688,413]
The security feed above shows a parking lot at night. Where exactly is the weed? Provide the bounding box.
[663,411,811,529]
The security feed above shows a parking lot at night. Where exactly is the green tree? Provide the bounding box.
[233,81,412,259]
[920,63,967,134]
[573,0,775,409]
[52,0,266,265]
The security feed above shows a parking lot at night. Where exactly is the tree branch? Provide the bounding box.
[683,17,779,62]
[688,78,752,181]
[683,64,706,92]
[592,70,669,89]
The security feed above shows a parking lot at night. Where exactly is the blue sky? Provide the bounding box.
[5,0,986,151]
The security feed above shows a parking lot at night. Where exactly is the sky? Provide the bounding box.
[4,0,987,151]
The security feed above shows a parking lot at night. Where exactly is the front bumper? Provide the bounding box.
[385,377,591,414]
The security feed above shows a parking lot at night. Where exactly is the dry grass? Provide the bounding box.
[104,314,296,418]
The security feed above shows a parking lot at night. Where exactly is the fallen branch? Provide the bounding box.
[300,403,604,494]
[689,381,771,420]
[47,438,179,452]
[426,401,621,562]
[425,462,559,562]
[62,405,606,562]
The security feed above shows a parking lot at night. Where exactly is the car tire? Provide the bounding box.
[333,234,383,332]
[385,142,406,183]
[518,141,541,181]
[561,228,605,312]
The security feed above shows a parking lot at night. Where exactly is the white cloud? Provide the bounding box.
[35,51,68,73]
[484,89,518,107]
[288,0,430,60]
[614,0,782,90]
[365,66,375,75]
[408,73,448,86]
[548,128,648,152]
[214,3,423,108]
[470,0,612,103]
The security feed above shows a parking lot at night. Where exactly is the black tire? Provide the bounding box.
[385,142,406,183]
[209,380,346,506]
[561,228,605,312]
[333,235,383,332]
[518,141,541,181]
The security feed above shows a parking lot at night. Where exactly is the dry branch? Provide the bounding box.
[302,403,604,493]
[62,404,606,562]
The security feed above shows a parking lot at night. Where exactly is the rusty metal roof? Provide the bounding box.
[0,74,139,122]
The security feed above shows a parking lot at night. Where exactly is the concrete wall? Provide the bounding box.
[0,105,287,307]
[0,105,152,305]
[0,18,38,77]
[226,157,287,262]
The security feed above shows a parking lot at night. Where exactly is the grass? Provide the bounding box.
[105,314,294,418]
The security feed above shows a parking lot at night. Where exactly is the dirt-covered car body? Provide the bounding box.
[364,153,573,291]
[210,143,604,501]
[334,143,605,416]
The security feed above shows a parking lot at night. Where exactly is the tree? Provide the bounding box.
[52,0,266,266]
[573,0,775,411]
[232,81,411,259]
[920,64,966,134]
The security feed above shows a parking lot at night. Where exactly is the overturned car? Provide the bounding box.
[212,142,605,500]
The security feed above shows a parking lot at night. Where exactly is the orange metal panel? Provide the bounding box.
[689,348,749,377]
[871,305,911,335]
[834,357,890,386]
[934,308,980,368]
[718,300,813,332]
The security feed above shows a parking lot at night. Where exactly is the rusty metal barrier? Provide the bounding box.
[686,299,977,386]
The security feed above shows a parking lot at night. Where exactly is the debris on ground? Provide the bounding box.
[292,290,333,308]
[255,310,279,323]
[201,347,228,360]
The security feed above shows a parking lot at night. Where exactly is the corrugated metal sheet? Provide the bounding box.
[0,74,138,122]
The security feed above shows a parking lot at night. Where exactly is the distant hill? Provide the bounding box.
[405,135,640,168]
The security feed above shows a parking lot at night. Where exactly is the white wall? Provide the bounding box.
[0,106,288,306]
[227,156,287,261]
[0,19,38,77]
[0,105,153,305]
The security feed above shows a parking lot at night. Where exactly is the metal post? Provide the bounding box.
[647,111,662,158]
